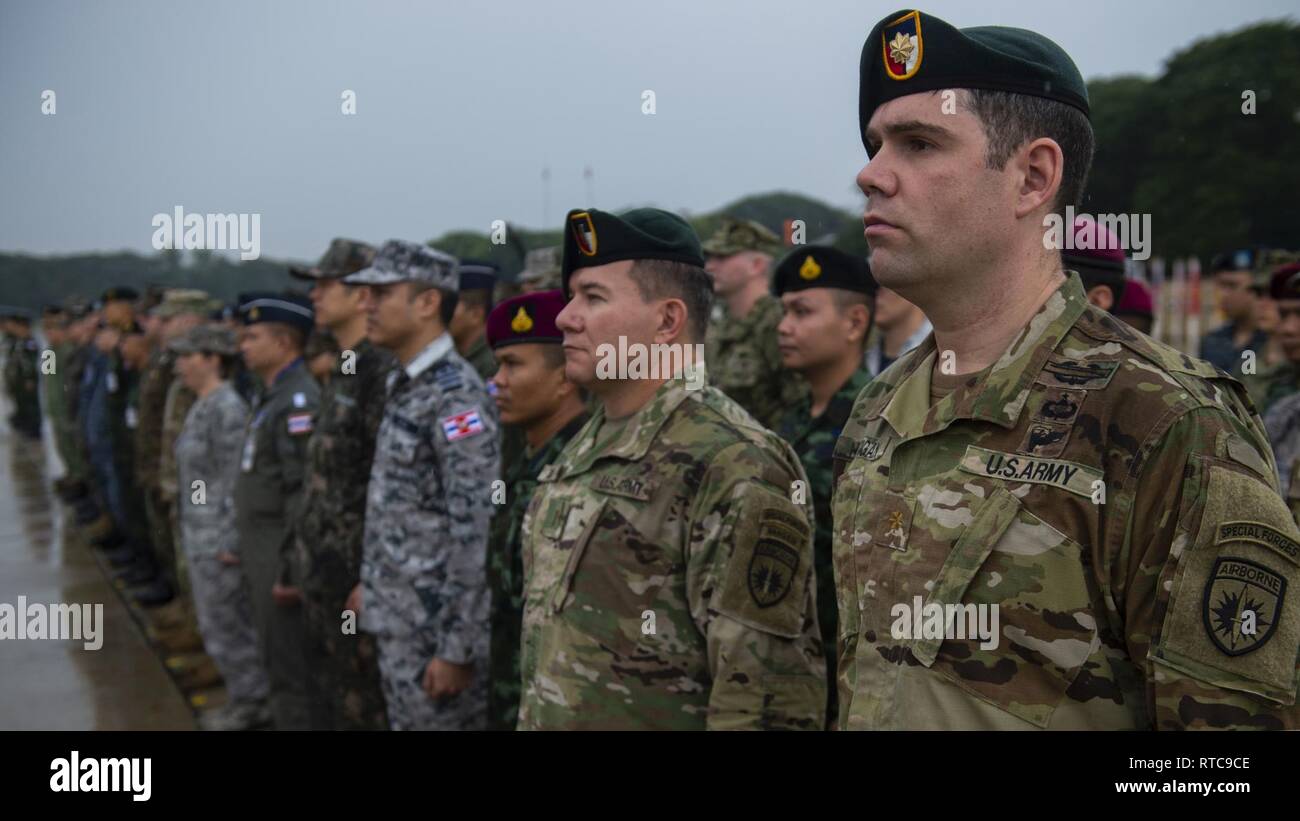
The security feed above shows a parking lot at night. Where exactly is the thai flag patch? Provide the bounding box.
[287,413,314,435]
[442,408,486,442]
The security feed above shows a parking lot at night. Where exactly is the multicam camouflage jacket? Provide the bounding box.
[291,338,396,605]
[518,366,827,730]
[134,346,176,492]
[359,334,499,665]
[706,294,805,430]
[487,410,589,731]
[831,273,1299,730]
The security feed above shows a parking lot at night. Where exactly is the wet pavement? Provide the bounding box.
[0,408,194,730]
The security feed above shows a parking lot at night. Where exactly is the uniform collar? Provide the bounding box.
[873,272,1088,439]
[404,333,454,380]
[269,357,304,389]
[563,363,710,473]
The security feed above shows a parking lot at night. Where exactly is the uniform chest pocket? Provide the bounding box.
[551,495,679,654]
[918,488,1099,728]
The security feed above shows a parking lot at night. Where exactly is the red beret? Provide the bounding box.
[487,289,565,349]
[1062,217,1126,270]
[1115,278,1153,319]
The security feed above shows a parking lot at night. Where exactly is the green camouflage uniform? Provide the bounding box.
[4,330,42,438]
[160,378,198,592]
[136,345,179,579]
[831,273,1300,729]
[293,338,395,730]
[702,219,805,429]
[518,367,827,729]
[462,334,497,383]
[487,411,588,731]
[777,365,871,727]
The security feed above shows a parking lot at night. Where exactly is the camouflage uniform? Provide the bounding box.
[462,335,497,383]
[233,357,319,730]
[360,334,499,730]
[160,378,198,591]
[777,366,872,727]
[175,380,270,708]
[44,339,88,480]
[293,338,396,730]
[137,345,179,578]
[487,411,588,731]
[831,273,1300,729]
[518,367,827,730]
[4,332,41,439]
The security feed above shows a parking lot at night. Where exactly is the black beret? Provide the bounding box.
[240,293,315,334]
[859,9,1089,155]
[561,207,704,297]
[773,247,877,297]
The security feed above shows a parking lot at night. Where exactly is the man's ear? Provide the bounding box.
[655,297,690,344]
[1085,284,1114,312]
[848,303,871,345]
[1014,137,1064,220]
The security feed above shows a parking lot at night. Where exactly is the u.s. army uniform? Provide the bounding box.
[519,366,827,730]
[360,333,499,731]
[233,350,320,730]
[832,273,1300,729]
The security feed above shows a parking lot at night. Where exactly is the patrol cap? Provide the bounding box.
[289,238,376,281]
[773,247,877,297]
[154,288,219,319]
[1115,278,1153,320]
[859,9,1089,155]
[342,239,459,290]
[101,286,139,303]
[1062,217,1127,303]
[487,290,565,350]
[518,246,562,288]
[1268,263,1300,301]
[239,293,315,335]
[561,207,705,297]
[170,324,239,356]
[701,217,782,257]
[457,260,499,293]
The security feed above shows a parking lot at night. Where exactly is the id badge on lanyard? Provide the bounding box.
[241,408,266,473]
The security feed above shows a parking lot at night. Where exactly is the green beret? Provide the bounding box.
[773,247,877,297]
[701,217,782,257]
[859,9,1089,155]
[561,207,704,297]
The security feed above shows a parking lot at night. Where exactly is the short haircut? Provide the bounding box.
[266,321,306,353]
[627,259,715,342]
[540,343,567,370]
[961,89,1095,216]
[830,288,875,350]
[409,281,459,327]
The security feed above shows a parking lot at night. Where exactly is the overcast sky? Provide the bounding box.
[1,0,1294,263]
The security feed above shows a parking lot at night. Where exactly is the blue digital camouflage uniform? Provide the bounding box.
[360,333,500,731]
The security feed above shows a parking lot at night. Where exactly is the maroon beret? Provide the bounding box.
[1062,217,1126,271]
[1115,278,1153,319]
[487,289,565,349]
[1269,263,1300,301]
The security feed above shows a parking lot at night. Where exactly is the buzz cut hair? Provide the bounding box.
[627,258,715,342]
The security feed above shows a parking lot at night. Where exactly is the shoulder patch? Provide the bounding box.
[715,488,812,638]
[292,391,307,408]
[287,412,313,435]
[441,407,486,442]
[432,359,464,391]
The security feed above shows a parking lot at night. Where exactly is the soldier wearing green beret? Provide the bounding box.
[833,8,1298,729]
[772,247,876,728]
[703,217,805,430]
[518,207,827,730]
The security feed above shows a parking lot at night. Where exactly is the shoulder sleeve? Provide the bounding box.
[1120,404,1300,729]
[688,439,827,730]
